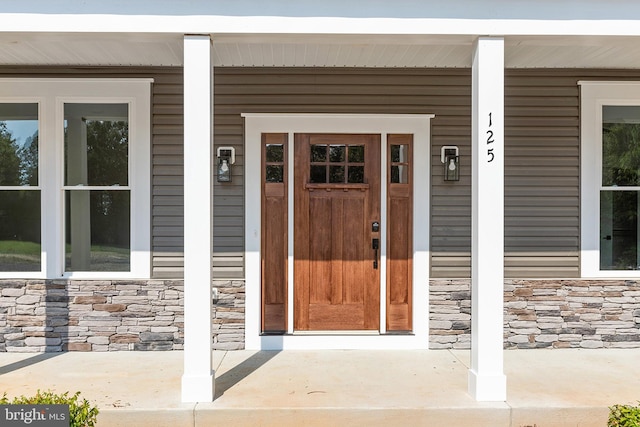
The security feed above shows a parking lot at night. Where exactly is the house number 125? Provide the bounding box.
[487,112,495,163]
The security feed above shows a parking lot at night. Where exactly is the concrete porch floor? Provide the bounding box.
[0,349,638,426]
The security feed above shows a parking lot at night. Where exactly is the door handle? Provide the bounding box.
[372,238,379,269]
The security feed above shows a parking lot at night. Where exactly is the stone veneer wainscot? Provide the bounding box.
[0,279,245,352]
[4,278,638,351]
[430,279,640,349]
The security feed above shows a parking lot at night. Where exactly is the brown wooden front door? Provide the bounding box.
[294,134,381,331]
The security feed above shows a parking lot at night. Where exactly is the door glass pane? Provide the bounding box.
[310,165,326,183]
[309,141,367,184]
[329,165,345,183]
[348,166,364,183]
[266,165,284,183]
[600,190,639,270]
[64,103,129,186]
[310,144,326,162]
[65,190,130,272]
[391,144,408,163]
[391,165,409,184]
[0,190,40,271]
[329,145,345,162]
[390,144,409,184]
[0,103,39,186]
[265,144,284,162]
[348,145,365,163]
[602,106,640,187]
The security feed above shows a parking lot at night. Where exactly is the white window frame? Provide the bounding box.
[0,79,151,279]
[0,98,44,278]
[580,81,640,278]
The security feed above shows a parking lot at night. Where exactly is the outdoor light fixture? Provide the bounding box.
[217,146,235,182]
[441,145,460,181]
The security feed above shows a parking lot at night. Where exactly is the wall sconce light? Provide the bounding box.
[217,146,235,182]
[441,145,460,181]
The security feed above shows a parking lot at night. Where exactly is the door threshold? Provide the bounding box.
[255,331,425,350]
[292,330,380,336]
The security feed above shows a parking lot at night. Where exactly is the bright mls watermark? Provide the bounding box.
[1,405,68,426]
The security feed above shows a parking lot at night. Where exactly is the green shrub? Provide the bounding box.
[609,402,640,427]
[0,389,99,427]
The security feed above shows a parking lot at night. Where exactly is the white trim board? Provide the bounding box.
[243,113,432,350]
[5,2,640,37]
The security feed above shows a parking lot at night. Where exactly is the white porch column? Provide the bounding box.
[469,37,507,402]
[181,35,214,402]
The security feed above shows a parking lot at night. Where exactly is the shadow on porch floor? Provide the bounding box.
[0,348,638,426]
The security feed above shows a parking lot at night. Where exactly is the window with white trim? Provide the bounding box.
[0,103,40,272]
[0,79,151,279]
[581,82,640,277]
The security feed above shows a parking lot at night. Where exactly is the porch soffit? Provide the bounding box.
[2,33,640,69]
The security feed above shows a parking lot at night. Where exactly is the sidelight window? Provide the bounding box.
[390,143,410,184]
[265,143,285,183]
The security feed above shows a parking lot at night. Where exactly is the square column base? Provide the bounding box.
[468,369,506,402]
[181,373,215,402]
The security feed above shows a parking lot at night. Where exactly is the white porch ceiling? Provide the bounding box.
[1,33,640,69]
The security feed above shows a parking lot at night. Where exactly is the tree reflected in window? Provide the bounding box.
[601,106,640,270]
[64,103,130,272]
[0,103,41,272]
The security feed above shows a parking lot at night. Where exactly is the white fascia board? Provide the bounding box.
[4,15,640,37]
[5,0,640,23]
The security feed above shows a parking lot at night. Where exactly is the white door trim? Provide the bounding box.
[243,113,433,350]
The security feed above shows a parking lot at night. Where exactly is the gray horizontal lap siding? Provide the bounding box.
[503,71,581,279]
[433,69,640,278]
[152,71,186,278]
[215,67,473,278]
[222,68,640,279]
[432,70,584,278]
[4,67,640,280]
[223,68,580,279]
